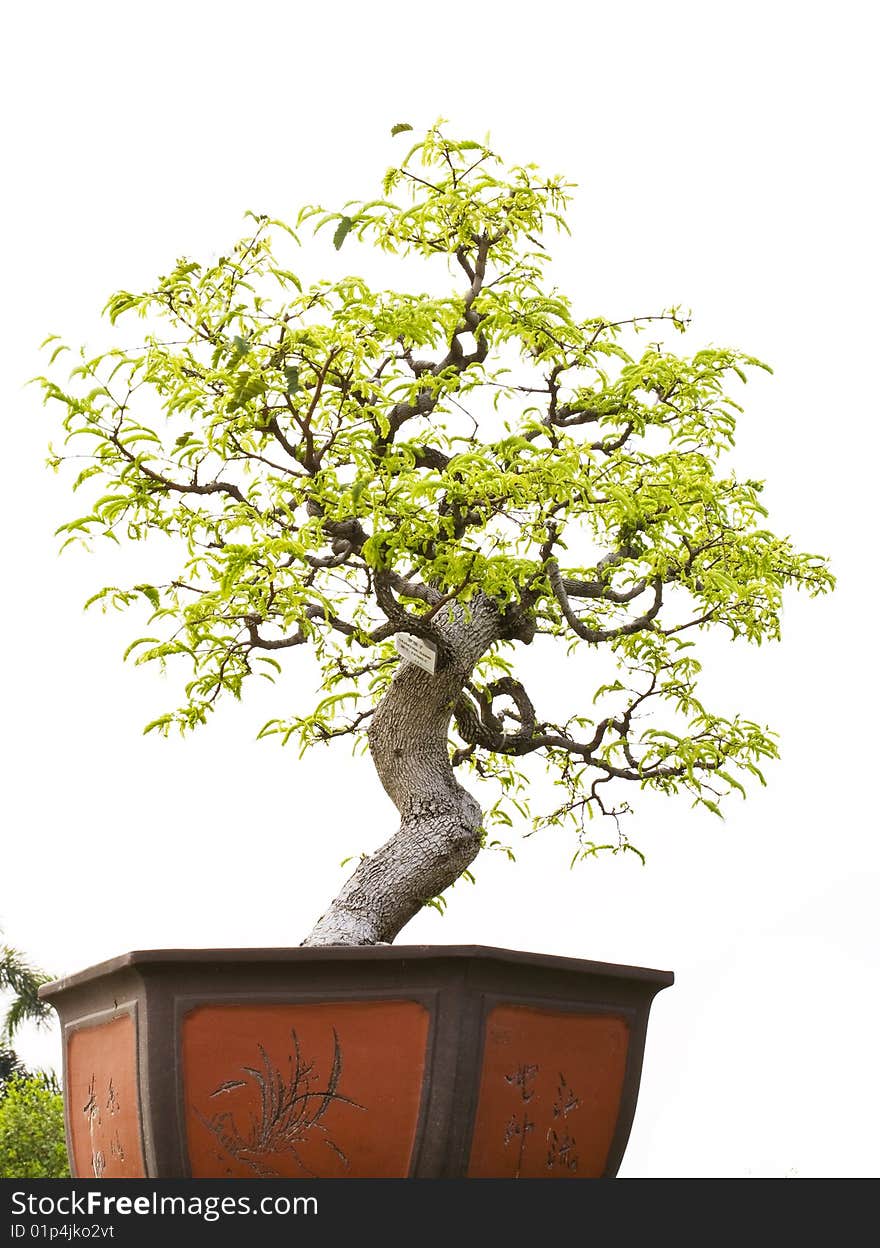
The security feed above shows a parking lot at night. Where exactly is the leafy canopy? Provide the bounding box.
[37,122,833,859]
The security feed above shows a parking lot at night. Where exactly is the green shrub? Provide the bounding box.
[0,1075,69,1177]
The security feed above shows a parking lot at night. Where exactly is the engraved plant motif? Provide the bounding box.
[196,1027,364,1177]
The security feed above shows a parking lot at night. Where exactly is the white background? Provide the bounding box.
[1,1,877,1178]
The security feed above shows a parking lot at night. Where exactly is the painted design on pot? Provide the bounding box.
[194,1027,364,1177]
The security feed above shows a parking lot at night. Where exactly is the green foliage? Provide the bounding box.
[36,122,833,861]
[0,939,53,1040]
[0,1075,69,1178]
[0,1048,28,1095]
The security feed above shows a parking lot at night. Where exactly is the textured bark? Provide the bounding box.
[304,595,504,945]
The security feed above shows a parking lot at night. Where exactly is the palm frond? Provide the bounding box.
[0,941,55,1039]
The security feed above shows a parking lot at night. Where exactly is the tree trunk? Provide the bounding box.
[303,596,503,945]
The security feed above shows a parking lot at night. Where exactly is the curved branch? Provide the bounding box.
[561,574,648,605]
[383,235,491,443]
[383,571,442,605]
[109,428,255,510]
[453,676,538,756]
[245,603,359,649]
[450,665,722,794]
[412,445,452,472]
[590,422,634,455]
[372,572,450,655]
[547,560,663,641]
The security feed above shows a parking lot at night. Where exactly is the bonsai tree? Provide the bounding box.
[37,124,832,947]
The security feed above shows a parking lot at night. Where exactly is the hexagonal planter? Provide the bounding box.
[40,945,672,1179]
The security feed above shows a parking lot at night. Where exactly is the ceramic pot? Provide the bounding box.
[40,945,672,1179]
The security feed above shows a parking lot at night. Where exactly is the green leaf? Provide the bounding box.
[123,636,160,661]
[228,370,267,410]
[333,216,354,250]
[391,123,413,137]
[134,584,160,610]
[284,366,300,395]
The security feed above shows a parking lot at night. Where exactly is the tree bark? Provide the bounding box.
[303,595,504,945]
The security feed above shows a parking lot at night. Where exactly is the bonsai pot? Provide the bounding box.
[40,945,672,1179]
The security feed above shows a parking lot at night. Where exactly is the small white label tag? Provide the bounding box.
[394,632,438,675]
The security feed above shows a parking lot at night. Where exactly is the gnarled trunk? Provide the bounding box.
[304,596,503,945]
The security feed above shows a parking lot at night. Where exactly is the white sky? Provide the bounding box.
[1,0,877,1178]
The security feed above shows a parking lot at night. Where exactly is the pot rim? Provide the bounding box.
[39,943,673,1002]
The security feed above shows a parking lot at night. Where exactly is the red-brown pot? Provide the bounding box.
[40,945,672,1179]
